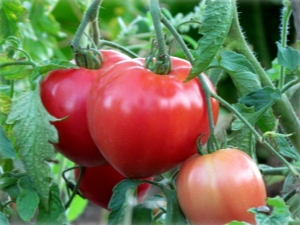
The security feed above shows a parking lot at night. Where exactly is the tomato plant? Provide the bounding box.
[40,50,130,167]
[74,164,153,210]
[87,56,219,178]
[176,149,267,225]
[1,0,300,224]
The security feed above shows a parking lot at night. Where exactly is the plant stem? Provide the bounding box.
[260,166,290,176]
[64,166,84,209]
[281,77,300,93]
[161,15,194,63]
[99,40,139,58]
[149,0,171,74]
[71,0,102,52]
[71,0,102,69]
[278,1,292,89]
[0,61,36,69]
[230,0,300,153]
[211,91,300,177]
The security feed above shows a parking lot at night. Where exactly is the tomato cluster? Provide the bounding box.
[40,49,266,223]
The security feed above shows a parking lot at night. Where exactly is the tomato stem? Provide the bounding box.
[230,0,300,153]
[260,166,290,176]
[63,166,85,209]
[71,0,103,69]
[211,91,300,177]
[161,15,194,63]
[160,13,219,152]
[148,0,171,75]
[278,1,292,90]
[99,40,139,58]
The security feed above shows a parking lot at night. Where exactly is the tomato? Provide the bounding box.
[87,56,219,178]
[74,164,153,210]
[40,50,130,167]
[176,148,267,225]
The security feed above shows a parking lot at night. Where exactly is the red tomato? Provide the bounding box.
[87,57,219,178]
[40,50,130,167]
[176,149,267,225]
[74,164,153,210]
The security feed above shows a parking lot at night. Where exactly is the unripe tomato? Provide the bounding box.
[87,56,219,178]
[40,50,130,167]
[176,149,267,225]
[74,164,153,210]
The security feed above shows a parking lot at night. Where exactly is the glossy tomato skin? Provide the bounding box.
[176,149,267,225]
[87,57,219,178]
[40,50,130,167]
[74,164,153,210]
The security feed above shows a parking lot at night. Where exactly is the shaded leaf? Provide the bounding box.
[277,42,300,71]
[6,86,58,210]
[187,0,233,80]
[276,136,300,161]
[35,59,78,76]
[36,183,68,225]
[108,179,144,225]
[0,212,9,225]
[218,51,261,96]
[249,196,292,225]
[16,176,39,222]
[238,87,281,111]
[132,203,153,225]
[0,125,16,159]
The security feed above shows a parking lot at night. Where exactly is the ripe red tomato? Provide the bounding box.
[40,50,130,167]
[176,149,267,225]
[87,57,219,178]
[74,164,153,210]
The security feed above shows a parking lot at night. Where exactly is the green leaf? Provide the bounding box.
[108,179,145,225]
[16,176,39,222]
[66,195,88,222]
[266,58,281,81]
[238,87,282,111]
[0,125,16,159]
[19,0,64,60]
[35,59,78,76]
[36,183,68,225]
[249,196,292,225]
[0,0,28,39]
[0,36,21,52]
[277,42,300,71]
[276,136,300,161]
[0,174,20,199]
[187,0,233,80]
[228,103,276,159]
[132,203,153,225]
[6,86,58,210]
[0,176,18,190]
[218,51,261,96]
[228,127,256,159]
[0,57,33,80]
[163,189,188,225]
[0,212,10,225]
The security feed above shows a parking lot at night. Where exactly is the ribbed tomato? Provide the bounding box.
[40,50,130,166]
[87,56,219,178]
[176,148,267,225]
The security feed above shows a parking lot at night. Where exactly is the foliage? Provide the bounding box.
[0,0,300,224]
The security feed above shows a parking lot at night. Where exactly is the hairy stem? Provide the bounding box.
[278,1,292,89]
[211,92,299,177]
[230,0,300,153]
